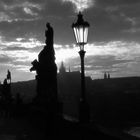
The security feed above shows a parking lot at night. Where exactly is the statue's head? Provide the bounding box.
[46,22,50,28]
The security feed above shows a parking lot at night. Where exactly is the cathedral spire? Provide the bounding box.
[59,61,66,74]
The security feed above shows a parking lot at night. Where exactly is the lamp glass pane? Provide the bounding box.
[79,26,84,43]
[74,28,78,43]
[76,28,80,43]
[84,27,88,43]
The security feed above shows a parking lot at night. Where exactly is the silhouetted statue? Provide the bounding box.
[2,73,12,118]
[3,77,11,99]
[30,23,60,130]
[45,22,54,46]
[3,78,7,86]
[7,70,11,84]
[30,22,57,111]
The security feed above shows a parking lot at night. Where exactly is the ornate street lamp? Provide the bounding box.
[72,12,90,123]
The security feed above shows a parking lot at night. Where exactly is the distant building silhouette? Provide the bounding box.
[104,72,107,79]
[107,73,110,79]
[104,72,110,79]
[58,62,92,118]
[69,66,71,72]
[59,61,66,74]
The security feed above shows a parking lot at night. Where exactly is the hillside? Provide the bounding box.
[11,80,36,103]
[10,76,140,121]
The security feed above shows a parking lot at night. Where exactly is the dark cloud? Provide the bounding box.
[82,0,140,43]
[0,0,16,5]
[61,53,138,78]
[0,19,45,41]
[29,46,42,52]
[0,55,13,63]
[85,55,133,69]
[0,0,140,44]
[95,0,140,7]
[0,1,42,20]
[12,60,31,66]
[0,0,75,44]
[3,46,29,51]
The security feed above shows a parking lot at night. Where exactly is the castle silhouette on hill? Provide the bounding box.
[0,65,137,123]
[1,61,140,137]
[1,63,140,105]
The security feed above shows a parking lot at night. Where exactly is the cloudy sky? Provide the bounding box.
[0,0,140,82]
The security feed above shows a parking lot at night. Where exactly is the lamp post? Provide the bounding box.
[72,12,90,123]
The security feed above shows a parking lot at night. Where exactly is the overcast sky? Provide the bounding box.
[0,0,140,82]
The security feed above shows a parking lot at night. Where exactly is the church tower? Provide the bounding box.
[104,72,107,79]
[59,61,66,74]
